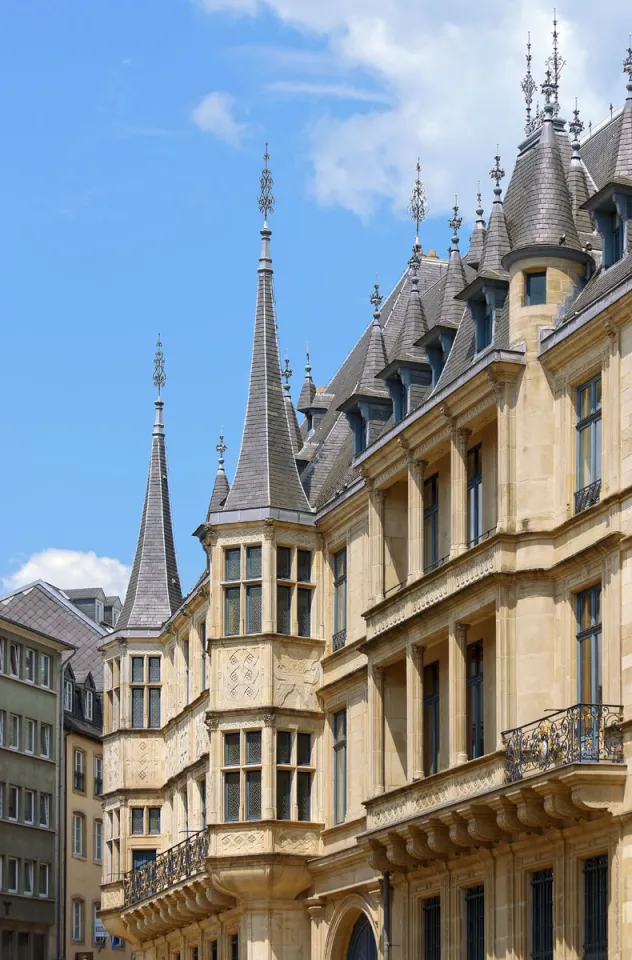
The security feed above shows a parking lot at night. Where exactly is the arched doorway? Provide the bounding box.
[347,914,378,960]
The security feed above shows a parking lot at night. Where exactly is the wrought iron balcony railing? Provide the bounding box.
[332,629,347,651]
[502,703,623,784]
[574,478,601,514]
[123,828,208,907]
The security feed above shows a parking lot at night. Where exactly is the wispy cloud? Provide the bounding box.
[191,91,247,145]
[1,548,130,599]
[267,80,390,103]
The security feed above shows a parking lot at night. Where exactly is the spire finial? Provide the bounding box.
[408,158,427,243]
[258,142,275,227]
[490,149,505,197]
[541,67,555,115]
[624,37,632,91]
[546,9,565,117]
[569,98,584,145]
[521,32,537,134]
[476,182,484,220]
[216,431,227,472]
[305,345,312,378]
[370,277,383,318]
[448,196,462,250]
[282,353,293,395]
[153,334,166,399]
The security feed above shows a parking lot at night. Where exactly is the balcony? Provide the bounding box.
[502,703,623,783]
[332,629,347,652]
[574,479,601,514]
[124,829,208,907]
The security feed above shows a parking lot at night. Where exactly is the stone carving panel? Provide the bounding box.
[103,737,121,793]
[219,830,265,854]
[274,645,319,711]
[194,708,209,761]
[221,648,262,705]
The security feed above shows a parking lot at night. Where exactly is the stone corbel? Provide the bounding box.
[385,831,416,870]
[204,711,220,731]
[402,825,435,864]
[425,819,457,859]
[467,807,502,845]
[531,782,580,822]
[444,812,472,851]
[305,898,327,920]
[603,316,618,341]
[367,838,391,872]
[490,797,524,837]
[508,789,552,830]
[486,370,505,405]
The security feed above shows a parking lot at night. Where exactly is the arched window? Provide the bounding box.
[347,915,377,960]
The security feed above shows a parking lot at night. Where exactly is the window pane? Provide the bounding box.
[297,550,312,582]
[225,588,241,636]
[246,585,262,635]
[276,770,292,820]
[277,585,291,635]
[224,772,240,822]
[423,896,441,960]
[297,588,312,637]
[246,731,262,764]
[131,689,144,728]
[148,808,161,834]
[225,733,240,766]
[334,710,346,744]
[149,688,161,728]
[131,657,144,683]
[465,885,485,960]
[148,657,161,682]
[131,808,144,834]
[334,745,346,823]
[297,771,311,821]
[531,869,553,960]
[526,271,546,306]
[277,546,292,580]
[334,548,346,579]
[225,548,241,581]
[246,546,262,579]
[277,731,292,765]
[297,733,311,766]
[246,771,261,820]
[583,855,608,959]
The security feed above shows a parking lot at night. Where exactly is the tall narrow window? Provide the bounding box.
[465,885,484,960]
[423,662,440,776]
[577,586,602,705]
[40,653,51,688]
[131,808,144,835]
[297,732,312,822]
[225,587,240,636]
[181,788,189,835]
[8,785,19,820]
[297,550,312,583]
[25,648,35,683]
[84,690,94,721]
[183,637,190,704]
[72,814,85,857]
[583,855,608,960]
[333,710,347,824]
[297,588,312,638]
[9,714,20,750]
[576,375,602,513]
[224,733,241,822]
[200,620,207,690]
[25,719,35,754]
[72,900,85,942]
[8,858,18,892]
[39,793,51,828]
[40,723,51,759]
[525,270,547,306]
[423,896,441,960]
[246,545,262,579]
[246,585,262,635]
[73,750,85,792]
[277,546,292,580]
[148,807,161,834]
[531,869,553,960]
[64,678,74,711]
[245,731,261,820]
[423,474,439,571]
[9,642,20,677]
[94,820,103,863]
[197,780,206,830]
[466,641,484,760]
[467,445,483,547]
[24,790,34,824]
[39,863,49,898]
[277,585,291,635]
[333,548,347,650]
[94,756,103,796]
[225,548,241,581]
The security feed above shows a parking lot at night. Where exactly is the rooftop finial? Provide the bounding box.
[258,142,275,227]
[569,98,584,145]
[370,277,383,318]
[490,149,505,197]
[408,158,427,243]
[541,67,555,113]
[521,32,537,134]
[448,196,462,250]
[282,353,293,395]
[624,37,632,90]
[476,182,484,221]
[153,334,166,399]
[546,9,565,117]
[305,345,312,377]
[216,431,227,472]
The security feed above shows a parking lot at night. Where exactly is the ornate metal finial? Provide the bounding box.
[569,98,584,144]
[448,196,462,249]
[408,158,428,241]
[541,67,555,113]
[610,103,614,120]
[625,36,632,80]
[489,149,505,193]
[546,9,566,117]
[258,142,275,225]
[282,353,292,393]
[216,432,227,471]
[305,345,312,377]
[370,277,383,315]
[521,32,537,134]
[153,334,166,399]
[589,120,593,136]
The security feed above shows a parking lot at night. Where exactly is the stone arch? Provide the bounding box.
[325,893,379,960]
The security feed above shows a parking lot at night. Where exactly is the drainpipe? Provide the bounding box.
[56,650,76,960]
[383,871,390,960]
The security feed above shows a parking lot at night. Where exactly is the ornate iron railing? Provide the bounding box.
[123,828,208,907]
[467,526,497,549]
[384,579,407,598]
[424,555,449,575]
[502,703,623,783]
[332,629,347,652]
[574,479,601,514]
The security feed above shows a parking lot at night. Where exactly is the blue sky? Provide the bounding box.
[0,1,629,598]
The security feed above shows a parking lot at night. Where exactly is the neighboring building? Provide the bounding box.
[0,580,131,960]
[101,34,632,960]
[65,589,122,629]
[0,610,72,960]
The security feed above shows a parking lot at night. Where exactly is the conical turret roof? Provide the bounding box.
[613,58,632,180]
[356,314,390,398]
[297,353,317,412]
[207,433,230,517]
[390,256,429,362]
[464,194,487,270]
[479,185,511,278]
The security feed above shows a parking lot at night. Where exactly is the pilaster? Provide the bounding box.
[449,621,468,766]
[407,456,425,584]
[450,426,470,557]
[368,482,385,604]
[262,714,276,820]
[369,663,385,795]
[262,522,275,634]
[406,644,424,781]
[494,379,516,533]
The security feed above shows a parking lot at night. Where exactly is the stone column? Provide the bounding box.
[368,482,385,604]
[262,714,276,820]
[449,621,468,766]
[205,716,219,824]
[369,664,385,795]
[407,456,425,584]
[262,522,275,634]
[495,584,516,749]
[494,378,515,534]
[450,427,470,557]
[119,646,130,728]
[406,644,424,780]
[602,320,620,499]
[306,901,326,960]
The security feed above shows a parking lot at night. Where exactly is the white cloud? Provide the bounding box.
[2,548,130,600]
[191,91,247,145]
[198,0,630,217]
[267,80,390,103]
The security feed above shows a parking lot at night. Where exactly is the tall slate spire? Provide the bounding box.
[465,188,486,270]
[282,356,304,455]
[613,42,632,179]
[117,338,182,631]
[479,154,511,277]
[223,148,311,515]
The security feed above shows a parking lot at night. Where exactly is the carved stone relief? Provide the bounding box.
[274,645,319,710]
[222,648,261,704]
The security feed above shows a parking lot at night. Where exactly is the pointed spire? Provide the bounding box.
[438,201,467,326]
[356,292,390,398]
[613,38,632,180]
[408,159,428,245]
[297,347,317,412]
[448,197,462,256]
[282,355,304,456]
[392,248,429,360]
[479,151,511,276]
[540,68,556,143]
[566,102,596,250]
[224,147,311,516]
[546,9,566,118]
[208,432,230,515]
[117,340,182,631]
[465,185,487,270]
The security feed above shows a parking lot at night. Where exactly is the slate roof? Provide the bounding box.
[464,202,486,271]
[208,466,230,516]
[478,189,511,278]
[222,226,311,516]
[614,80,632,180]
[561,251,632,322]
[0,580,106,688]
[117,399,183,631]
[285,391,304,454]
[297,361,317,412]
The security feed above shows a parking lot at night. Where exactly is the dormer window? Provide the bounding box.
[64,679,74,712]
[525,271,547,306]
[587,189,630,269]
[612,212,624,265]
[85,689,94,721]
[476,303,493,353]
